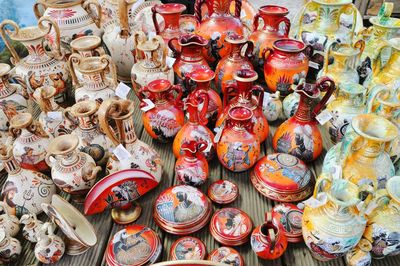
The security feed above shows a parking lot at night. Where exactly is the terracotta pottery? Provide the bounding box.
[70,35,105,57]
[131,31,174,96]
[34,0,102,45]
[68,100,113,165]
[33,86,77,137]
[0,63,28,134]
[272,77,335,162]
[41,194,97,255]
[249,5,290,76]
[216,106,260,172]
[170,237,207,260]
[325,82,366,144]
[0,229,21,263]
[208,247,244,266]
[345,239,372,266]
[250,153,314,202]
[138,79,184,142]
[186,68,222,126]
[302,177,367,261]
[207,180,239,205]
[173,91,215,160]
[105,224,162,266]
[152,3,186,44]
[168,34,210,94]
[230,0,256,32]
[175,140,209,187]
[98,98,163,180]
[9,112,51,172]
[216,69,269,143]
[263,39,313,95]
[84,169,159,224]
[19,213,43,243]
[34,222,65,264]
[214,33,254,94]
[0,202,20,237]
[0,144,56,217]
[194,0,246,65]
[272,203,304,243]
[263,91,282,122]
[69,54,117,103]
[46,134,101,201]
[251,212,288,260]
[0,17,71,103]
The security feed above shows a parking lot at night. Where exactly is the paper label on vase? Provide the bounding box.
[115,82,131,99]
[316,109,333,125]
[47,111,63,121]
[213,125,224,143]
[166,57,176,68]
[331,165,342,180]
[304,192,327,208]
[148,31,157,39]
[308,61,320,69]
[113,144,132,161]
[141,99,156,112]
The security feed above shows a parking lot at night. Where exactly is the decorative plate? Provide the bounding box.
[272,203,304,243]
[208,247,244,266]
[208,180,239,205]
[170,237,207,261]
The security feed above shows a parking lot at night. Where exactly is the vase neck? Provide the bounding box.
[60,150,80,166]
[23,39,52,63]
[353,139,384,159]
[116,117,137,145]
[187,105,200,123]
[260,14,283,32]
[211,0,231,15]
[161,13,181,31]
[141,50,162,68]
[81,72,108,90]
[229,44,243,60]
[181,46,204,62]
[294,93,314,122]
[77,115,97,130]
[315,4,341,31]
[0,78,14,98]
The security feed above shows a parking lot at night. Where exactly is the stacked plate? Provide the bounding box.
[207,180,239,205]
[170,237,207,260]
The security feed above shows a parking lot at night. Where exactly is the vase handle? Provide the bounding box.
[262,47,273,60]
[33,1,46,20]
[171,84,184,108]
[365,84,389,113]
[323,42,336,76]
[243,40,254,60]
[371,41,390,78]
[133,31,146,61]
[195,90,209,126]
[279,17,291,37]
[194,0,206,23]
[38,16,64,60]
[0,20,21,64]
[68,53,82,87]
[168,37,181,58]
[233,0,242,18]
[338,3,358,40]
[83,0,102,28]
[151,4,161,35]
[118,0,131,38]
[101,54,118,87]
[152,35,167,69]
[251,84,264,108]
[63,107,79,126]
[353,39,365,67]
[313,175,332,199]
[222,83,237,108]
[297,1,317,39]
[252,12,261,31]
[313,76,335,117]
[9,72,29,99]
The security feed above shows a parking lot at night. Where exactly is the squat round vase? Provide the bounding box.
[0,230,21,263]
[19,213,43,243]
[345,239,372,266]
[34,222,65,264]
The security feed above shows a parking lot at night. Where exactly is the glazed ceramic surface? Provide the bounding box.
[0,230,21,263]
[34,222,65,264]
[263,91,282,122]
[208,247,244,266]
[207,180,239,205]
[272,203,304,243]
[0,202,20,237]
[170,237,207,261]
[20,213,43,243]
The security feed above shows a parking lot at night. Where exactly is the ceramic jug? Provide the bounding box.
[9,113,52,172]
[345,239,372,266]
[194,0,246,65]
[0,17,70,103]
[272,77,335,162]
[33,86,77,137]
[302,177,367,261]
[318,40,365,85]
[326,82,367,144]
[20,213,43,243]
[131,31,174,96]
[99,0,138,28]
[0,145,56,217]
[216,69,268,143]
[249,5,290,77]
[186,68,222,127]
[216,106,260,172]
[168,34,210,93]
[173,90,215,160]
[323,114,398,190]
[215,33,254,94]
[68,100,113,165]
[0,63,28,134]
[98,98,163,181]
[263,91,282,122]
[175,140,209,187]
[152,3,186,44]
[297,0,359,52]
[263,39,313,95]
[34,222,65,264]
[70,35,105,57]
[0,202,20,237]
[69,54,117,103]
[34,0,102,46]
[251,212,288,260]
[138,79,184,142]
[363,176,400,259]
[47,134,101,201]
[0,229,21,263]
[282,90,300,119]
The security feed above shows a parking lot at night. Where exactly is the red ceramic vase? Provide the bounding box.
[152,3,187,44]
[272,77,335,162]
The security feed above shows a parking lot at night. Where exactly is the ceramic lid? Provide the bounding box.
[170,237,207,261]
[209,208,252,246]
[208,180,239,205]
[105,225,162,266]
[272,203,304,243]
[153,185,212,235]
[251,153,314,202]
[208,247,244,266]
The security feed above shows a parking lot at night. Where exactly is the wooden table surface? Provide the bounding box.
[3,90,399,266]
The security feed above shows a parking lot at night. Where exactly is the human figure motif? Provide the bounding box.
[174,192,203,223]
[223,213,248,237]
[113,228,152,264]
[1,181,29,216]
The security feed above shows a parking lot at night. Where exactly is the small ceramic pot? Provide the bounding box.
[20,213,43,243]
[34,222,65,264]
[263,91,283,122]
[170,237,207,260]
[0,229,21,263]
[0,202,20,237]
[345,239,372,266]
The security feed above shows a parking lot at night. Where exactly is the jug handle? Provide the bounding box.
[151,4,161,35]
[243,41,254,60]
[278,17,291,37]
[338,4,358,39]
[233,0,242,18]
[133,31,146,61]
[45,153,56,168]
[171,84,184,108]
[68,53,82,87]
[313,176,332,199]
[323,42,336,76]
[263,212,276,251]
[168,37,181,58]
[222,84,237,108]
[313,77,335,117]
[63,107,79,126]
[9,72,29,99]
[252,12,262,32]
[118,0,131,38]
[101,54,118,87]
[262,47,273,61]
[0,20,21,65]
[365,84,389,113]
[353,39,365,66]
[152,35,167,70]
[251,85,264,108]
[372,41,390,77]
[194,0,206,23]
[296,1,317,39]
[38,16,64,60]
[83,0,102,28]
[33,1,46,20]
[196,90,209,126]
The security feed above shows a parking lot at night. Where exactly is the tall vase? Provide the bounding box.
[152,3,186,45]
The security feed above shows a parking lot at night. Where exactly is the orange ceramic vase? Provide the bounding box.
[152,3,187,45]
[173,91,215,160]
[215,33,254,94]
[216,69,268,143]
[272,77,335,162]
[138,79,185,143]
[216,106,260,172]
[264,39,313,95]
[195,0,245,65]
[186,68,222,127]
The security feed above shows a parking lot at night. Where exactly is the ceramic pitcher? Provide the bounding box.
[0,229,21,263]
[0,17,70,103]
[152,3,186,44]
[98,98,163,181]
[34,222,65,264]
[0,202,20,237]
[20,213,43,243]
[70,35,105,57]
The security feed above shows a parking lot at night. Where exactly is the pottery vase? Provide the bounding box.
[152,3,186,45]
[20,213,43,243]
[0,202,20,237]
[0,230,21,263]
[345,239,372,266]
[34,222,65,264]
[263,91,282,122]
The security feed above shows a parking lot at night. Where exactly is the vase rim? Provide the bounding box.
[8,25,48,42]
[228,106,253,122]
[0,63,11,77]
[386,176,400,203]
[330,43,362,57]
[37,0,83,8]
[339,82,366,95]
[273,39,306,53]
[259,5,289,15]
[369,17,400,29]
[225,33,247,44]
[312,0,352,6]
[375,88,400,108]
[328,179,360,207]
[37,86,58,100]
[147,79,171,93]
[70,36,101,51]
[178,34,208,47]
[233,69,258,82]
[48,134,79,156]
[351,114,398,143]
[70,100,98,117]
[189,69,215,82]
[154,3,186,14]
[10,112,32,129]
[77,56,109,74]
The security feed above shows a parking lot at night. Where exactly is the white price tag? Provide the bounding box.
[326,94,336,105]
[140,99,156,112]
[315,109,333,125]
[148,31,157,39]
[166,56,176,68]
[309,61,320,69]
[213,124,224,143]
[115,82,131,99]
[331,165,342,180]
[113,144,132,161]
[47,111,63,121]
[303,192,327,208]
[262,92,270,109]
